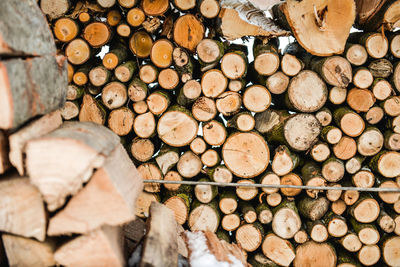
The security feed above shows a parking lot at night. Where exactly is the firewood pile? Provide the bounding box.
[1,0,400,266]
[0,1,145,266]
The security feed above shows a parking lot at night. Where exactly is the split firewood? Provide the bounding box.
[79,94,107,125]
[2,235,56,267]
[0,174,46,241]
[140,202,178,267]
[35,0,400,264]
[54,226,125,267]
[47,144,143,235]
[26,121,120,211]
[8,111,62,175]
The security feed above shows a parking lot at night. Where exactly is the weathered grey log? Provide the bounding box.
[0,55,67,129]
[0,0,56,56]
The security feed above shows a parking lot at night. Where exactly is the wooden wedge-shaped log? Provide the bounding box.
[0,0,56,56]
[54,226,125,267]
[47,143,143,235]
[8,111,62,175]
[26,121,120,211]
[0,55,67,130]
[0,174,46,241]
[2,234,56,267]
[140,202,178,267]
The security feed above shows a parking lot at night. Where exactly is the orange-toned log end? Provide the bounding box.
[347,88,375,112]
[127,8,145,27]
[142,0,169,16]
[53,18,79,43]
[79,12,90,23]
[293,241,336,267]
[151,39,174,68]
[103,53,119,70]
[129,31,153,58]
[173,14,205,52]
[107,10,122,27]
[65,39,91,65]
[222,132,270,178]
[0,63,13,129]
[83,22,112,48]
[282,0,356,56]
[116,24,131,37]
[67,63,74,83]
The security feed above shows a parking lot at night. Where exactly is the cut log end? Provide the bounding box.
[222,132,269,178]
[293,241,337,267]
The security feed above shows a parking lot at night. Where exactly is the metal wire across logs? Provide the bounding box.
[143,179,400,193]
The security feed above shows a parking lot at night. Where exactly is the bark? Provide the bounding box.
[0,55,67,130]
[297,195,329,222]
[1,0,56,55]
[0,131,10,174]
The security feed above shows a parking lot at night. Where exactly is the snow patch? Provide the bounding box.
[185,231,244,267]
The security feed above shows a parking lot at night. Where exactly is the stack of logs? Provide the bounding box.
[31,0,400,266]
[0,1,144,266]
